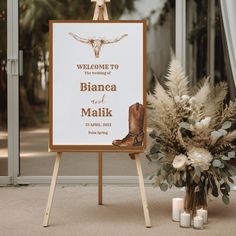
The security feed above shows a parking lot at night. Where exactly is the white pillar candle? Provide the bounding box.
[172,198,184,221]
[197,208,208,223]
[193,216,204,229]
[180,211,191,228]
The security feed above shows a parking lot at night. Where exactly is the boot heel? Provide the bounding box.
[133,141,142,146]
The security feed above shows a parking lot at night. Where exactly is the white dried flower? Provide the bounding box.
[172,154,188,170]
[195,117,211,130]
[188,147,213,171]
[189,97,196,105]
[174,96,181,103]
[181,95,190,101]
[174,95,190,103]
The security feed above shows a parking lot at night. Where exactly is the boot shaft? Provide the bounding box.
[129,103,144,134]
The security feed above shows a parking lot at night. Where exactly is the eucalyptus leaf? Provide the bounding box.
[225,182,231,192]
[146,155,152,162]
[212,159,221,167]
[210,177,219,197]
[222,155,230,161]
[156,169,161,176]
[150,153,159,160]
[149,130,156,139]
[161,169,167,177]
[158,153,165,159]
[222,195,230,205]
[179,122,190,130]
[220,163,225,168]
[160,182,168,192]
[150,161,161,167]
[228,151,235,158]
[153,181,159,188]
[153,175,162,187]
[211,131,223,138]
[148,174,155,180]
[212,187,219,197]
[150,144,160,154]
[220,183,229,196]
[227,165,236,175]
[221,121,232,130]
[221,170,228,179]
[219,178,225,185]
[228,177,234,184]
[167,174,172,185]
[218,129,228,135]
[155,162,162,170]
[220,187,228,196]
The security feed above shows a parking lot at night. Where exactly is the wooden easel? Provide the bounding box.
[43,0,151,228]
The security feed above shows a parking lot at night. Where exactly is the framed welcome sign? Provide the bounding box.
[49,20,147,152]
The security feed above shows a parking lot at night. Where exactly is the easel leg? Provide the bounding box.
[135,154,151,228]
[98,152,103,205]
[43,152,62,227]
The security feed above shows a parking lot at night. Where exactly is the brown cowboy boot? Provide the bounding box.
[112,103,144,147]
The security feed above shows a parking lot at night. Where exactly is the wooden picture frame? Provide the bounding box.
[49,20,147,152]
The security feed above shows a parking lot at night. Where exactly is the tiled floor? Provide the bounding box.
[0,185,236,236]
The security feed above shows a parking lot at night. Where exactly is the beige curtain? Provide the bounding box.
[220,0,236,99]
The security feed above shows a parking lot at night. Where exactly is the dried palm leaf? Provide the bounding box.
[190,77,209,95]
[147,78,177,130]
[220,101,236,124]
[165,58,189,96]
[192,77,211,105]
[204,82,228,124]
[147,82,173,111]
[153,77,174,108]
[211,131,236,154]
[212,82,228,109]
[223,131,236,143]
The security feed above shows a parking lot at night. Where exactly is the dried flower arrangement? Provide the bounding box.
[147,57,236,213]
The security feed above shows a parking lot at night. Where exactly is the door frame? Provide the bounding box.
[6,0,19,185]
[0,0,19,185]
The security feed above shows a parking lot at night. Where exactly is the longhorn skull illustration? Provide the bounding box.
[68,32,128,58]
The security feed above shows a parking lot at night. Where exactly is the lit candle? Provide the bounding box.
[180,211,191,228]
[197,208,208,223]
[193,216,204,229]
[172,198,184,221]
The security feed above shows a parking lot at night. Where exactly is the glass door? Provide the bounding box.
[2,0,177,184]
[18,0,151,182]
[18,1,99,178]
[17,0,174,183]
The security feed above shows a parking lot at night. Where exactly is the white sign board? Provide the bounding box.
[49,20,146,151]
